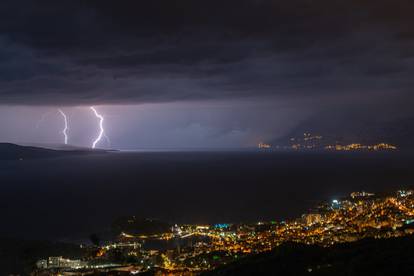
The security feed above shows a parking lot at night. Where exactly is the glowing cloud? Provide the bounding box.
[36,110,53,129]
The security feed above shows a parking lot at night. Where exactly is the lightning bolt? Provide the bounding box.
[58,109,69,145]
[90,106,105,149]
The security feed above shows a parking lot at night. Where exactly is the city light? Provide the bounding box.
[35,189,414,274]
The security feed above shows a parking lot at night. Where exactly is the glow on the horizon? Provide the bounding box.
[90,106,105,149]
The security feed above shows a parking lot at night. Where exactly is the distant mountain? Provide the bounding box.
[0,143,107,160]
[270,114,414,149]
[21,143,106,151]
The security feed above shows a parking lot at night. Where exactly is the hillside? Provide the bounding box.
[0,143,106,160]
[204,236,414,276]
[270,114,414,149]
[0,237,85,275]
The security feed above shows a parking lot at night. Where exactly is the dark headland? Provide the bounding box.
[0,143,110,160]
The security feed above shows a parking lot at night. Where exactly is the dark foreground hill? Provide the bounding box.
[0,143,106,160]
[0,238,85,275]
[204,236,414,276]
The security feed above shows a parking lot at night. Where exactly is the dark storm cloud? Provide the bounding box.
[1,0,414,105]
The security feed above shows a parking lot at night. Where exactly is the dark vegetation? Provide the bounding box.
[0,238,85,275]
[112,216,171,236]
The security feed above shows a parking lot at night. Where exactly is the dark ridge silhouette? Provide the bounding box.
[0,143,108,160]
[0,237,85,275]
[112,216,171,236]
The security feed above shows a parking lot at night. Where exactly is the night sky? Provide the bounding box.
[1,0,414,148]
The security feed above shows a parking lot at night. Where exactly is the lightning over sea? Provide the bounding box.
[90,106,106,149]
[58,109,69,145]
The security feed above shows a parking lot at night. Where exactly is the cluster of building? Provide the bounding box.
[289,133,324,150]
[325,143,397,151]
[35,256,134,275]
[258,132,397,152]
[258,142,271,149]
[274,190,414,246]
[35,190,414,275]
[36,257,86,270]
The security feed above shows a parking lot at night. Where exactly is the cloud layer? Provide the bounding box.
[0,0,413,106]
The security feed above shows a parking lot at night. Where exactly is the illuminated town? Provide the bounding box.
[34,189,414,275]
[258,133,397,152]
[324,143,397,151]
[258,142,271,149]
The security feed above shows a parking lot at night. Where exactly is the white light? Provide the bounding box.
[58,109,68,145]
[90,106,105,149]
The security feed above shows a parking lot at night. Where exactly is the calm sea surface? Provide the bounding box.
[1,151,414,240]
